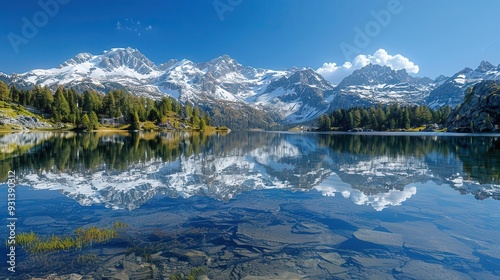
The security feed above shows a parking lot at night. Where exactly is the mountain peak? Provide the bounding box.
[59,52,93,68]
[457,67,473,75]
[208,54,239,65]
[98,47,158,74]
[203,54,243,78]
[434,75,449,83]
[218,54,233,60]
[288,68,325,82]
[476,60,495,73]
[159,59,179,71]
[362,63,389,70]
[337,63,410,88]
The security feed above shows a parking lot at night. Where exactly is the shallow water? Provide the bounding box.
[0,131,499,279]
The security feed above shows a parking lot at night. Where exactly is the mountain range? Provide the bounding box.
[1,47,499,126]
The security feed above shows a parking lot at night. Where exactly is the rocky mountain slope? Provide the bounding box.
[331,64,436,109]
[7,48,333,125]
[426,61,500,108]
[446,80,500,132]
[3,48,500,126]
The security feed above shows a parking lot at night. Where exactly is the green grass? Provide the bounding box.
[142,121,158,131]
[0,101,39,119]
[12,221,127,253]
[406,126,427,132]
[216,126,230,131]
[0,101,57,131]
[0,101,222,132]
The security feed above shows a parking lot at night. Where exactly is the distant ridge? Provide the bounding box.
[2,47,499,126]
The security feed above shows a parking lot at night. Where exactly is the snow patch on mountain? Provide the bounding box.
[5,47,500,125]
[427,61,500,108]
[317,49,420,85]
[331,64,435,109]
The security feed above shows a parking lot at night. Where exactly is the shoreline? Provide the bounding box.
[0,126,231,134]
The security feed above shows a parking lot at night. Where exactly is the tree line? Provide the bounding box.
[317,104,452,131]
[0,81,211,130]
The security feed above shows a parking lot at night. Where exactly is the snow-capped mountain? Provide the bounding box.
[9,48,331,124]
[17,48,165,98]
[4,47,500,125]
[331,64,436,109]
[248,69,334,123]
[155,54,286,102]
[426,61,500,108]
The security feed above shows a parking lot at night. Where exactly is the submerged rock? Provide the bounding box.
[352,228,404,247]
[170,249,207,266]
[381,221,477,261]
[103,271,129,280]
[316,252,345,266]
[31,274,84,280]
[395,260,472,280]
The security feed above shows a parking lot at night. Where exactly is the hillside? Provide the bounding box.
[2,48,500,129]
[0,83,223,132]
[446,80,500,132]
[0,102,53,131]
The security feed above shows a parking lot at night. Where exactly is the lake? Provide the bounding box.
[1,131,499,279]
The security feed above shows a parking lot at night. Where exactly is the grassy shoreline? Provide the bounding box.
[0,124,230,133]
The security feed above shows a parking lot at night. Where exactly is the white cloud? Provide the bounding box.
[316,61,355,86]
[317,49,419,85]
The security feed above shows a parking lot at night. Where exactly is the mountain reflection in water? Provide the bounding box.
[0,131,498,210]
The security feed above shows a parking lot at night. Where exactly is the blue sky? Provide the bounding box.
[1,0,500,81]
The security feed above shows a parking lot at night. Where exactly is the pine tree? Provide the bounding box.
[203,113,211,126]
[193,106,201,118]
[89,111,99,130]
[75,109,82,128]
[185,103,193,120]
[81,114,91,131]
[103,91,117,117]
[129,111,141,130]
[83,91,94,113]
[9,85,20,104]
[348,112,355,129]
[65,88,77,111]
[389,119,396,129]
[192,116,200,128]
[318,114,331,130]
[403,109,411,129]
[0,81,9,106]
[200,117,206,131]
[148,108,160,122]
[353,109,361,128]
[53,87,71,122]
[165,98,173,112]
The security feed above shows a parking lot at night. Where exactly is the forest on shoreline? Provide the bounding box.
[0,81,223,132]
